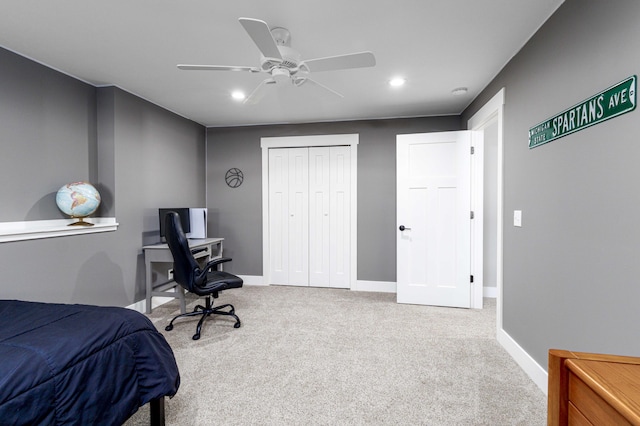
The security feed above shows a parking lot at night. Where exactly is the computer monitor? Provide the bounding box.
[159,208,190,241]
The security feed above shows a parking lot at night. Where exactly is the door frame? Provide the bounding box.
[261,134,358,289]
[467,89,505,326]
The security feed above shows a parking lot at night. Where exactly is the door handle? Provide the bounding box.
[399,225,411,231]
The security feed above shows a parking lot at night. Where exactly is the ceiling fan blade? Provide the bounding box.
[243,78,276,105]
[238,18,283,61]
[298,77,344,99]
[303,51,376,72]
[177,64,261,72]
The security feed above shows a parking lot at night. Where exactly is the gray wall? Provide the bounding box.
[0,48,206,306]
[206,117,462,280]
[0,48,98,221]
[463,0,640,367]
[97,86,206,303]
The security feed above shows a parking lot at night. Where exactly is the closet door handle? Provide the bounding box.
[399,225,411,231]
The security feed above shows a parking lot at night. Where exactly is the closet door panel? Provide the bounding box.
[287,148,309,286]
[330,146,351,288]
[309,147,331,287]
[268,149,290,284]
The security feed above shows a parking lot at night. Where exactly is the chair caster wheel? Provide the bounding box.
[192,334,200,340]
[165,325,173,331]
[234,322,241,329]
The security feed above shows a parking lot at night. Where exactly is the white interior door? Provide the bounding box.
[396,131,473,308]
[262,134,358,289]
[268,145,350,288]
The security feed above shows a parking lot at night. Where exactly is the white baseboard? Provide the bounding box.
[126,296,174,314]
[233,276,397,292]
[354,280,396,293]
[352,281,498,297]
[497,328,548,395]
[239,275,268,286]
[483,286,498,298]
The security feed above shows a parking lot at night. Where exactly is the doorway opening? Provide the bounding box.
[467,89,505,323]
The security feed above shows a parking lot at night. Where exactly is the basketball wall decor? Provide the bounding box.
[225,168,244,188]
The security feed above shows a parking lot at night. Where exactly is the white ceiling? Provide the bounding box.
[0,1,563,127]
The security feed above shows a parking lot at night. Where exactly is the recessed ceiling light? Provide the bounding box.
[231,91,246,101]
[451,87,468,96]
[389,77,406,87]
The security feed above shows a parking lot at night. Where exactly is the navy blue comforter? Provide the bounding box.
[0,300,180,425]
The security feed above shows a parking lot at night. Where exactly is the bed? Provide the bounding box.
[0,300,180,425]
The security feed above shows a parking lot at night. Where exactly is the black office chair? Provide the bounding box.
[163,211,243,340]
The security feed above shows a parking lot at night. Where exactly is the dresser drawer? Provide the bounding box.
[569,370,632,425]
[568,401,592,426]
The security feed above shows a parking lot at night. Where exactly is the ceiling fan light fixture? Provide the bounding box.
[270,27,291,47]
[389,77,406,87]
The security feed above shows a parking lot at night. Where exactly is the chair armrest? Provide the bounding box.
[203,257,233,272]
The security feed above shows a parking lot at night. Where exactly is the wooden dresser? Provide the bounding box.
[548,349,640,425]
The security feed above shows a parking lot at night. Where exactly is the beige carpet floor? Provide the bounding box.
[125,286,546,425]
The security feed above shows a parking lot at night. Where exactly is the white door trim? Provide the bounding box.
[467,89,507,343]
[470,131,485,309]
[261,134,358,290]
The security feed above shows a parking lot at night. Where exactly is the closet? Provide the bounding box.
[268,146,351,288]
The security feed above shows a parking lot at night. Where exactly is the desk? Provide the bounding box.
[143,238,223,314]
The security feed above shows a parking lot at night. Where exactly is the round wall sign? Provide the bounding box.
[225,168,244,188]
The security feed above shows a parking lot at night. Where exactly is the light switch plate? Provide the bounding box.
[514,210,522,227]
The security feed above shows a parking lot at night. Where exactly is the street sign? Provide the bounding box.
[529,76,636,148]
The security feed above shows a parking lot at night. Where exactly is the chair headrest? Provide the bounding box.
[165,211,199,290]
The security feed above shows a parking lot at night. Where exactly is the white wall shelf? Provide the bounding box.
[0,217,118,243]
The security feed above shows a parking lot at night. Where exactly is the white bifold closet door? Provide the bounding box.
[268,146,350,288]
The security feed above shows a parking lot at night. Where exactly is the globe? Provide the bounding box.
[56,181,101,226]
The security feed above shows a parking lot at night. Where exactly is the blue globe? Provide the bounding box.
[56,182,101,219]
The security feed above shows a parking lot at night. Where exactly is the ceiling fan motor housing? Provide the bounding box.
[261,45,302,73]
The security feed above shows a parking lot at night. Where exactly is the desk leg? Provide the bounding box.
[145,259,153,314]
[177,286,186,314]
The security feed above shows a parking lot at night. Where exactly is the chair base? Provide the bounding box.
[165,296,241,340]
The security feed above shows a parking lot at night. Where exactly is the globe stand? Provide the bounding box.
[68,217,94,227]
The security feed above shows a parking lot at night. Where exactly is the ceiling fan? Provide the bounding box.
[177,17,376,104]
